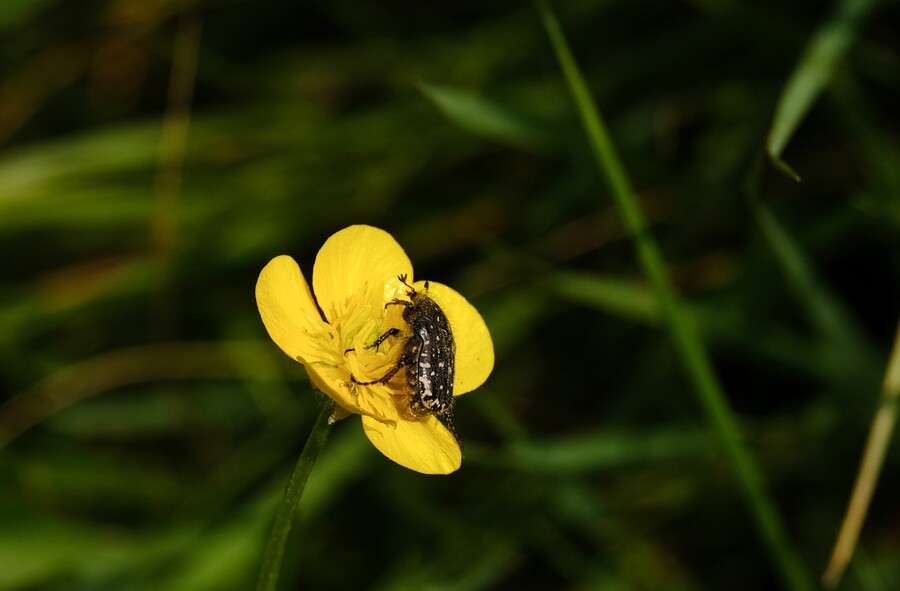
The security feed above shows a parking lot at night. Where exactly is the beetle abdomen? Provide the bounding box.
[409,317,455,417]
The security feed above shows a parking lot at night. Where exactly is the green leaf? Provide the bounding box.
[418,82,547,150]
[766,0,876,179]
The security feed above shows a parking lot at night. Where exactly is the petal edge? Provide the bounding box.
[313,226,413,322]
[361,415,462,474]
[256,255,331,364]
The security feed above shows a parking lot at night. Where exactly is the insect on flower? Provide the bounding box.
[349,274,459,442]
[255,225,493,474]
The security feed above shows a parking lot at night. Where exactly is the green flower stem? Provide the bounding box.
[257,401,335,591]
[534,2,813,591]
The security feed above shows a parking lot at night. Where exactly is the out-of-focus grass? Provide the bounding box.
[766,0,877,180]
[1,0,899,590]
[536,1,811,588]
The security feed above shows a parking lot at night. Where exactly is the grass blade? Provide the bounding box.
[418,82,546,150]
[748,198,870,347]
[534,2,814,589]
[748,197,880,390]
[822,318,900,589]
[766,0,876,180]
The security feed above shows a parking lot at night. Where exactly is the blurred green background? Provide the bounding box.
[2,0,899,589]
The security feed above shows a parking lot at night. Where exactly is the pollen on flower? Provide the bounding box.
[323,280,411,404]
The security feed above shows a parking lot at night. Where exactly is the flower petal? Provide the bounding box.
[256,255,332,364]
[305,362,404,422]
[416,281,494,396]
[361,415,462,474]
[313,225,413,323]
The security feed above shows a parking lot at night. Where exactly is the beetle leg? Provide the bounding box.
[385,299,413,311]
[366,327,400,351]
[351,352,413,386]
[344,326,403,355]
[435,411,461,448]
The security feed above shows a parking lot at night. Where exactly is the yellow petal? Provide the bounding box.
[416,281,494,396]
[256,255,332,364]
[305,362,403,422]
[313,225,413,323]
[361,415,462,474]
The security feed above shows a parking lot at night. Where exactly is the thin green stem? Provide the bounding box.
[534,2,813,590]
[257,401,335,591]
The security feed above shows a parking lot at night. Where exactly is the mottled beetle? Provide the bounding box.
[349,274,459,441]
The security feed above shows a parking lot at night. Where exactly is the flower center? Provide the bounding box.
[331,281,410,402]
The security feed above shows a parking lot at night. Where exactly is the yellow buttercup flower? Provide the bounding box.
[255,225,494,474]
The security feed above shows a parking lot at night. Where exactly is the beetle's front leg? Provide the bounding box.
[385,299,413,311]
[366,327,400,351]
[344,327,401,355]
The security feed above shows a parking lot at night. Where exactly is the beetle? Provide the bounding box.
[349,274,458,441]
